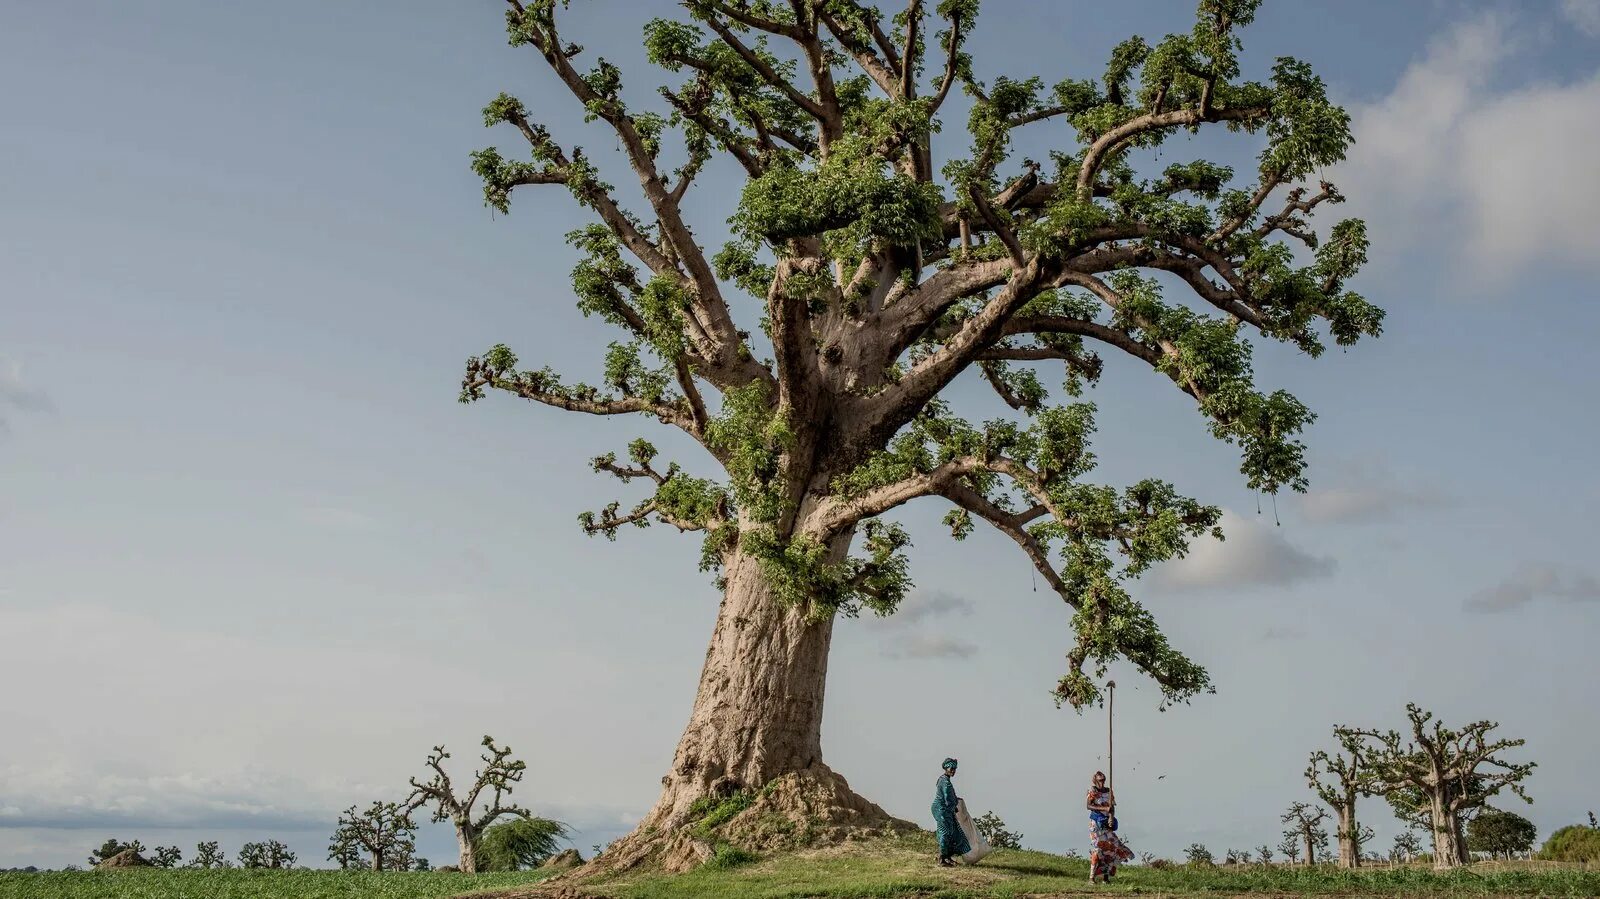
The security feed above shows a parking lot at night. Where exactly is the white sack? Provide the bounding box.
[955,798,994,864]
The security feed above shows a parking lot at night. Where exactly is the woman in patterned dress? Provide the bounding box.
[932,758,970,866]
[1087,770,1132,883]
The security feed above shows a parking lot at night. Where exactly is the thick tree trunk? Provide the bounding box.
[455,823,478,874]
[1429,791,1462,869]
[370,850,383,873]
[1302,832,1316,866]
[593,545,909,873]
[1337,807,1359,869]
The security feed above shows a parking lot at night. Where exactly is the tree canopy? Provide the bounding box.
[463,0,1379,712]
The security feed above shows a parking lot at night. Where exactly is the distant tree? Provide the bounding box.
[1589,811,1597,829]
[330,843,364,871]
[413,856,432,872]
[1467,808,1537,859]
[1390,830,1421,863]
[149,846,182,868]
[406,736,536,874]
[477,817,571,871]
[1281,802,1329,865]
[187,841,228,869]
[973,810,1024,850]
[1308,726,1383,869]
[1538,824,1600,862]
[1063,847,1083,860]
[1278,834,1301,865]
[386,841,416,872]
[1138,851,1155,865]
[238,840,297,869]
[87,838,144,867]
[1257,844,1273,864]
[1184,843,1214,866]
[1349,704,1534,869]
[328,801,417,872]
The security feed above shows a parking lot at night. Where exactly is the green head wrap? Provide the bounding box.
[942,758,958,770]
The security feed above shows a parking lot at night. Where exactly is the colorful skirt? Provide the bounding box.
[1089,820,1133,879]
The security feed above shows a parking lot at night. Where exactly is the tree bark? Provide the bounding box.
[1429,790,1463,869]
[455,823,478,874]
[592,541,909,872]
[1337,806,1358,869]
[653,548,836,822]
[1302,832,1316,866]
[370,850,383,873]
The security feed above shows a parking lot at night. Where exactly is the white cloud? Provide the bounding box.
[882,634,979,660]
[1334,15,1600,277]
[1298,460,1450,524]
[1562,0,1600,37]
[1151,510,1335,592]
[869,590,979,660]
[1464,562,1600,612]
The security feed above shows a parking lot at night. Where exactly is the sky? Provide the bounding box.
[3,0,1599,871]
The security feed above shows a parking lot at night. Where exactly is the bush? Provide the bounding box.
[477,817,570,871]
[973,811,1024,850]
[704,844,759,870]
[1539,824,1600,862]
[1184,843,1215,865]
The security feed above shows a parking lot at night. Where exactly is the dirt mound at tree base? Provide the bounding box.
[95,849,152,869]
[720,768,919,852]
[542,849,585,869]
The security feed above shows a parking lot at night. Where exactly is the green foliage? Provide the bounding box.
[703,844,759,870]
[237,841,296,870]
[1538,823,1600,862]
[463,0,1388,717]
[689,791,754,838]
[1468,808,1537,858]
[86,839,143,867]
[188,841,228,870]
[476,818,571,871]
[1184,843,1215,865]
[149,847,182,869]
[973,810,1024,850]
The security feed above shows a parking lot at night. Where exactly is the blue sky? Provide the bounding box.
[3,0,1598,870]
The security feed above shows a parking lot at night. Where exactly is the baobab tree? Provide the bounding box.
[327,801,417,873]
[461,0,1380,859]
[1307,726,1383,868]
[1390,830,1422,864]
[1350,704,1535,869]
[1281,802,1329,865]
[405,735,536,873]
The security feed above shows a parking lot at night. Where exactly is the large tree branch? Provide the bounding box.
[1077,106,1267,202]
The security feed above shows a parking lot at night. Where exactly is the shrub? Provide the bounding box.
[1539,824,1600,862]
[705,844,759,870]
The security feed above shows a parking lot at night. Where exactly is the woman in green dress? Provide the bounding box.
[932,758,970,866]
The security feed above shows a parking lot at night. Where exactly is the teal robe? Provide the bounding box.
[931,773,970,857]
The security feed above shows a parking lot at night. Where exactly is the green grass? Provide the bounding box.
[0,867,553,899]
[5,844,1596,899]
[500,833,1600,899]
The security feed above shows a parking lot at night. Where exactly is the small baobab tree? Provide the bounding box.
[1351,704,1535,869]
[1277,834,1301,865]
[1257,844,1273,864]
[328,801,417,872]
[1308,726,1383,868]
[1281,802,1329,865]
[1391,830,1422,863]
[405,735,538,874]
[237,840,296,869]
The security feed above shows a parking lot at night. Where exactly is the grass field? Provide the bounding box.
[0,868,552,899]
[4,839,1596,899]
[483,834,1600,898]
